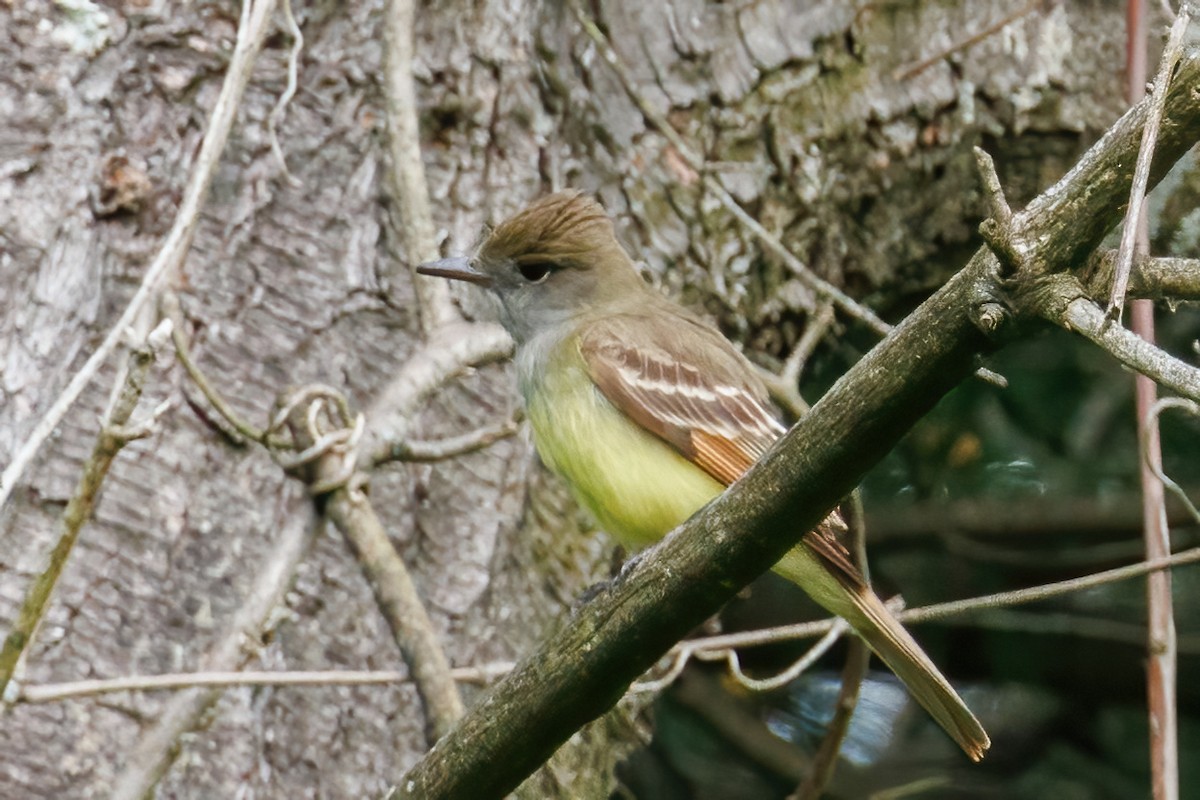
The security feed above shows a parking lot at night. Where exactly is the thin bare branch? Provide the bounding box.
[974,146,1013,229]
[163,292,278,446]
[781,304,837,391]
[18,663,516,704]
[1146,398,1200,524]
[759,366,810,419]
[1139,345,1180,800]
[1120,6,1184,792]
[714,620,847,692]
[370,413,521,467]
[930,608,1200,654]
[0,330,164,701]
[0,0,280,514]
[1085,251,1200,301]
[267,0,304,185]
[1109,6,1192,322]
[278,387,464,742]
[361,322,513,456]
[1059,295,1200,402]
[892,0,1044,81]
[669,546,1200,655]
[383,0,456,332]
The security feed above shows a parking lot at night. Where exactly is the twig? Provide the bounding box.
[0,0,280,514]
[361,321,512,455]
[1085,251,1200,301]
[706,621,847,693]
[973,146,1028,277]
[663,545,1200,655]
[163,292,280,445]
[926,607,1200,654]
[1121,5,1182,792]
[974,147,1013,228]
[757,308,839,426]
[1059,295,1200,403]
[0,331,164,701]
[370,413,522,467]
[1145,398,1200,524]
[1109,6,1192,323]
[900,548,1198,624]
[267,0,304,185]
[781,304,837,391]
[1139,342,1179,800]
[1020,271,1200,401]
[792,635,869,799]
[278,386,464,742]
[629,596,899,695]
[17,663,516,704]
[759,366,810,419]
[892,0,1044,81]
[383,0,456,333]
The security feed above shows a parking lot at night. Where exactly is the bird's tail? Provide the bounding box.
[773,546,990,762]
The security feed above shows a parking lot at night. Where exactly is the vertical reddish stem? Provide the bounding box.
[1127,0,1148,92]
[1136,300,1178,800]
[1126,2,1178,798]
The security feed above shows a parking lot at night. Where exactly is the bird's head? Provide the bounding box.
[417,192,646,343]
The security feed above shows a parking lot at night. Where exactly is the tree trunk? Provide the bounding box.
[0,1,1185,797]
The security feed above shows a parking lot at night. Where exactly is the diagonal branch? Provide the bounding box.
[383,0,457,332]
[1108,6,1192,321]
[389,46,1200,800]
[1040,289,1200,403]
[0,329,166,700]
[275,386,464,742]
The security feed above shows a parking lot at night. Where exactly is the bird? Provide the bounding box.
[417,191,989,761]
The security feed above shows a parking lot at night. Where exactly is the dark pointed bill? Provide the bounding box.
[416,257,492,287]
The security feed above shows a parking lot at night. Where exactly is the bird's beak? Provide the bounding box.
[416,257,492,287]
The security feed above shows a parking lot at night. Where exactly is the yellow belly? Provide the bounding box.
[524,355,724,548]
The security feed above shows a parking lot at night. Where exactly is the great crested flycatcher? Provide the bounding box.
[417,191,989,761]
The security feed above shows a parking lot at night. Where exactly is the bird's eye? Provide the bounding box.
[518,261,553,283]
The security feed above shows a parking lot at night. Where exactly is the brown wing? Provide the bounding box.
[579,316,782,485]
[578,314,862,588]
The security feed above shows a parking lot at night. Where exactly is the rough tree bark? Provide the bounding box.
[0,1,1188,798]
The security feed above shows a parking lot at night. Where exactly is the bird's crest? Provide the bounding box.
[480,191,629,268]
